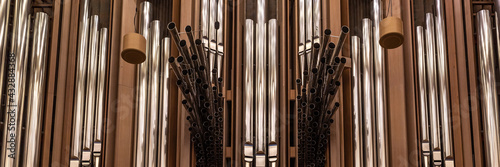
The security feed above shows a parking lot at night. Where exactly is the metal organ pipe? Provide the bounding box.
[23,12,49,167]
[1,0,30,165]
[477,9,500,167]
[351,36,364,167]
[0,0,10,109]
[425,13,442,165]
[244,19,255,163]
[256,0,267,165]
[159,37,171,167]
[416,26,431,167]
[362,18,376,167]
[93,27,108,166]
[268,19,278,162]
[147,20,161,167]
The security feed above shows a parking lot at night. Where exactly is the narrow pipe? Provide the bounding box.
[210,0,217,41]
[134,2,151,167]
[416,26,430,154]
[373,0,388,165]
[244,19,254,162]
[159,37,171,167]
[313,0,321,38]
[217,0,224,43]
[435,0,454,164]
[186,26,198,56]
[477,9,500,167]
[299,0,306,83]
[329,26,349,64]
[0,0,11,112]
[202,0,208,37]
[93,28,108,158]
[256,0,267,153]
[269,19,278,161]
[82,15,99,163]
[426,13,442,165]
[351,36,364,167]
[23,12,49,167]
[147,20,161,167]
[305,0,313,70]
[361,18,376,167]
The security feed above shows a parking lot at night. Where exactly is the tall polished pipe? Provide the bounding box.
[244,19,254,162]
[305,0,313,70]
[147,20,161,167]
[202,0,208,37]
[69,0,89,164]
[425,13,442,165]
[217,0,224,42]
[313,0,321,38]
[82,15,99,163]
[159,37,171,167]
[134,2,151,167]
[373,0,388,165]
[477,9,500,167]
[0,0,11,109]
[268,19,278,162]
[496,12,500,73]
[256,0,267,154]
[361,18,376,167]
[209,0,217,41]
[329,26,349,64]
[298,0,306,82]
[416,26,430,154]
[351,36,363,167]
[435,0,454,164]
[94,28,108,157]
[23,12,49,167]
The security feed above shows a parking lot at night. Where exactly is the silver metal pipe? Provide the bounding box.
[210,0,217,41]
[329,26,349,65]
[313,0,321,38]
[425,13,442,165]
[477,9,500,167]
[435,0,454,164]
[0,0,11,112]
[147,20,161,167]
[373,0,388,166]
[217,0,224,43]
[82,15,99,163]
[416,26,430,154]
[202,0,208,38]
[361,18,376,167]
[135,2,151,167]
[496,12,500,78]
[23,12,49,167]
[69,0,89,164]
[244,19,254,162]
[256,0,266,154]
[159,37,171,167]
[351,36,363,167]
[268,19,278,162]
[93,28,108,160]
[299,0,306,83]
[305,0,313,71]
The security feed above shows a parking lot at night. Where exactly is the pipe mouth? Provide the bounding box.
[328,69,334,74]
[334,57,340,63]
[176,80,183,86]
[296,79,302,84]
[195,39,202,45]
[180,40,187,47]
[185,25,192,32]
[167,22,176,30]
[177,56,184,63]
[182,99,188,104]
[328,42,336,48]
[303,71,309,76]
[168,57,175,63]
[215,21,220,30]
[196,78,202,84]
[341,58,347,63]
[311,68,318,74]
[341,26,350,33]
[218,78,223,83]
[335,102,340,107]
[335,81,341,86]
[320,57,326,63]
[324,29,332,35]
[191,54,198,60]
[314,43,321,48]
[199,66,205,71]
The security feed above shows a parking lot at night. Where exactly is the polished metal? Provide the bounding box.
[70,0,89,164]
[82,15,99,163]
[477,9,500,167]
[268,19,278,162]
[435,0,454,164]
[210,0,217,41]
[305,0,313,70]
[329,26,348,64]
[425,13,442,164]
[0,0,11,110]
[23,12,49,167]
[202,0,208,37]
[416,26,430,155]
[94,28,108,160]
[159,37,171,167]
[496,12,500,73]
[244,19,254,162]
[361,18,375,167]
[147,20,161,167]
[313,0,321,38]
[256,0,267,154]
[135,2,151,167]
[351,36,364,167]
[299,0,306,82]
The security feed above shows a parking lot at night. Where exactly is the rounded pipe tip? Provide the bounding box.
[341,58,347,63]
[341,26,350,33]
[185,25,192,32]
[314,43,321,48]
[324,29,332,35]
[177,56,184,63]
[168,22,176,30]
[195,39,202,45]
[180,40,187,47]
[328,42,336,49]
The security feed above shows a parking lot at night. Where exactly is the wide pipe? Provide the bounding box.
[313,0,321,38]
[361,18,375,167]
[425,13,442,164]
[416,26,430,154]
[159,37,171,167]
[299,0,306,83]
[244,19,254,162]
[94,28,108,155]
[477,9,500,167]
[268,19,278,161]
[82,15,99,163]
[201,0,208,37]
[23,12,49,167]
[134,1,151,166]
[351,36,363,167]
[0,0,11,109]
[217,0,224,43]
[147,20,161,167]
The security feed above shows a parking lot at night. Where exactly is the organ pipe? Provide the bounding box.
[351,36,364,167]
[147,20,161,167]
[93,27,108,167]
[0,0,10,109]
[256,0,267,162]
[23,12,49,167]
[416,26,431,167]
[159,37,171,167]
[361,18,376,167]
[1,0,30,165]
[268,19,278,162]
[477,9,500,167]
[244,19,254,163]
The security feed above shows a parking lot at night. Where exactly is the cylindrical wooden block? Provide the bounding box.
[122,32,147,64]
[379,17,404,49]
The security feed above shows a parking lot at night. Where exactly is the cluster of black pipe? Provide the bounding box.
[297,26,349,166]
[167,22,224,166]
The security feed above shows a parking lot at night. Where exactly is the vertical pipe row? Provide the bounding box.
[361,18,376,167]
[146,20,161,167]
[476,9,500,167]
[243,19,255,164]
[351,36,364,167]
[23,12,49,167]
[158,37,171,167]
[268,19,278,163]
[134,2,151,167]
[416,26,431,167]
[93,27,108,167]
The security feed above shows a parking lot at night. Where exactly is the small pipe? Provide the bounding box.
[330,26,349,64]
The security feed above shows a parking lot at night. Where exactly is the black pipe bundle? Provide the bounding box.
[168,22,224,166]
[297,26,349,166]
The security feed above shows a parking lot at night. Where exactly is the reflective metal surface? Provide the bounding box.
[23,12,49,167]
[416,26,430,155]
[268,19,278,162]
[477,9,500,167]
[351,36,364,167]
[313,0,321,38]
[298,0,306,82]
[135,2,151,166]
[147,20,161,167]
[202,0,208,37]
[361,18,375,167]
[244,19,254,162]
[0,0,11,108]
[159,37,171,167]
[256,0,267,153]
[425,13,442,164]
[93,28,108,161]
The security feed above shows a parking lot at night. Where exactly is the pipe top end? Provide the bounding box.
[168,22,176,30]
[341,26,350,33]
[185,25,192,32]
